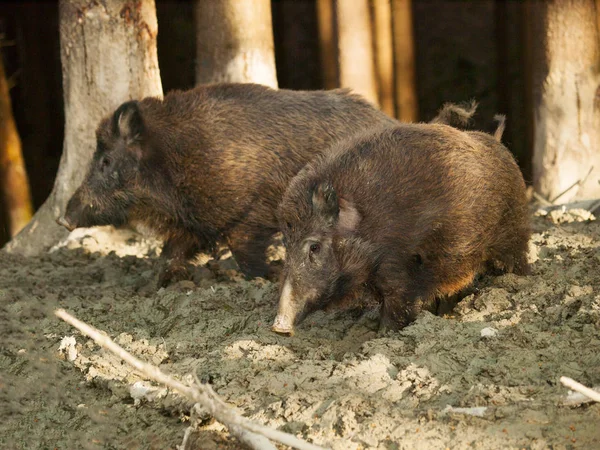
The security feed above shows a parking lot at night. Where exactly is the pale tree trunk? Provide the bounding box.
[531,0,600,202]
[4,0,162,256]
[316,0,338,89]
[392,0,418,122]
[195,0,278,88]
[0,54,33,237]
[372,0,395,117]
[336,0,379,106]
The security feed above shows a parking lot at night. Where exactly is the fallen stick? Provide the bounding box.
[550,166,594,204]
[532,191,553,207]
[55,309,328,450]
[560,376,600,403]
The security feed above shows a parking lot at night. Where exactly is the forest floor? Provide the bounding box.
[1,206,599,450]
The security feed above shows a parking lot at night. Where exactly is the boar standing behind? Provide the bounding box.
[273,120,530,334]
[58,83,396,286]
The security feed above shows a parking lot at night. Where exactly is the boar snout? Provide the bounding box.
[56,215,75,231]
[59,190,87,231]
[272,278,301,336]
[272,314,294,336]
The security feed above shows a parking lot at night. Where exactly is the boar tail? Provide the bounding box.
[493,114,506,142]
[430,100,478,128]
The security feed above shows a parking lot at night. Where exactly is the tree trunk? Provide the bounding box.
[531,0,600,202]
[392,0,418,122]
[0,53,33,237]
[316,0,338,90]
[336,0,379,106]
[3,0,162,256]
[372,0,395,117]
[520,0,534,183]
[272,0,322,90]
[195,0,278,88]
[494,0,509,137]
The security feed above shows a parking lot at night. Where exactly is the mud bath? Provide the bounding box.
[1,209,599,449]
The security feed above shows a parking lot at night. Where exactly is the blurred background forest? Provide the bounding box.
[0,0,533,246]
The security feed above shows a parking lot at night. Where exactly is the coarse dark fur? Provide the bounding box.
[276,122,530,331]
[429,101,506,142]
[60,83,397,286]
[429,100,478,128]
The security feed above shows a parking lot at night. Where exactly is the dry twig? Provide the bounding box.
[55,309,328,450]
[532,191,553,207]
[560,376,600,403]
[550,166,594,204]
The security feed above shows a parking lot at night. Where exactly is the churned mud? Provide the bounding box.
[1,207,599,449]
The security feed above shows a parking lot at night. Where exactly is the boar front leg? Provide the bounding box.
[377,272,436,331]
[157,232,202,287]
[379,291,418,331]
[226,224,276,279]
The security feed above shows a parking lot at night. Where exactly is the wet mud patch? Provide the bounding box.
[1,210,599,449]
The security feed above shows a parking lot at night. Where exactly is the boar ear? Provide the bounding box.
[112,101,144,144]
[311,182,339,224]
[338,198,360,233]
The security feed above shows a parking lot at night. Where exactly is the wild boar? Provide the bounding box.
[273,119,530,334]
[57,83,396,286]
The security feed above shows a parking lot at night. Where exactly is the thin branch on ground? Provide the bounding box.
[532,191,553,206]
[550,166,594,204]
[560,376,600,403]
[177,424,196,450]
[55,309,328,450]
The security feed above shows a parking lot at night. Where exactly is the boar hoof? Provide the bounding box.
[157,265,191,288]
[266,264,283,282]
[378,314,406,333]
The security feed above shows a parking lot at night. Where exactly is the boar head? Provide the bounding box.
[273,181,378,335]
[57,101,146,231]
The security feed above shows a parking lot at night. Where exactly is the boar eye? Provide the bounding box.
[100,156,111,172]
[309,243,321,255]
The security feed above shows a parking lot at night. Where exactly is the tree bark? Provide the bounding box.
[372,0,395,117]
[272,0,321,90]
[195,0,278,88]
[3,0,162,256]
[316,0,338,90]
[0,53,33,237]
[531,0,600,202]
[392,0,418,122]
[336,0,379,106]
[520,0,534,183]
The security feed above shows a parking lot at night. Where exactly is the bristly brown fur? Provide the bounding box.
[429,100,478,127]
[62,83,397,286]
[278,122,530,331]
[493,114,506,142]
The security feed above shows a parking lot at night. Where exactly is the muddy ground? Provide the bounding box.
[1,207,599,450]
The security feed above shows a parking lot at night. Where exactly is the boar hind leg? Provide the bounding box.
[157,233,203,287]
[487,229,531,276]
[226,224,275,278]
[506,233,531,276]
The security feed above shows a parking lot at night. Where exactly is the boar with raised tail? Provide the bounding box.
[57,83,396,287]
[272,121,530,334]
